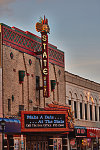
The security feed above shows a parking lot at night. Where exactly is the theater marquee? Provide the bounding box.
[21,111,72,132]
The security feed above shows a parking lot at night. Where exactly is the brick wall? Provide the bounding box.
[1,24,66,117]
[0,133,2,150]
[0,68,3,117]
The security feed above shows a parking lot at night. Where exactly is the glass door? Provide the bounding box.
[27,140,48,150]
[49,138,62,150]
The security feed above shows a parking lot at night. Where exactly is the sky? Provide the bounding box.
[0,0,100,83]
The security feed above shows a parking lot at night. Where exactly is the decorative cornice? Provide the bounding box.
[1,24,64,68]
[65,71,100,92]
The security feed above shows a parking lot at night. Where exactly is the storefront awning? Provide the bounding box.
[0,118,21,133]
[87,127,100,138]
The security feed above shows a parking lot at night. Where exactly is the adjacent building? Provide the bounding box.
[65,71,100,150]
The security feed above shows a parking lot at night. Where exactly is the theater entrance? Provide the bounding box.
[26,135,68,150]
[26,135,48,150]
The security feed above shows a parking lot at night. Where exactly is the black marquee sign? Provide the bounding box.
[24,114,66,129]
[21,111,73,132]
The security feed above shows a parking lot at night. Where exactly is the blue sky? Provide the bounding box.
[0,0,100,83]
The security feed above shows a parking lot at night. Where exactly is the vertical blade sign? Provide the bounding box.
[35,16,50,97]
[42,32,50,97]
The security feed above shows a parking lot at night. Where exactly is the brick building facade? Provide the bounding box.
[0,23,67,150]
[0,23,65,117]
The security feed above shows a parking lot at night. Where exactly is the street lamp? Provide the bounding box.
[0,119,6,150]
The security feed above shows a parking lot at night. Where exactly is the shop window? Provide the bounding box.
[80,102,82,119]
[7,135,14,150]
[74,101,77,118]
[8,99,11,112]
[70,138,77,150]
[85,104,87,120]
[62,138,68,146]
[14,137,26,150]
[4,139,7,149]
[48,138,53,146]
[36,76,40,89]
[19,105,24,116]
[90,105,92,120]
[9,138,14,150]
[95,106,97,121]
[68,100,71,105]
[99,107,100,121]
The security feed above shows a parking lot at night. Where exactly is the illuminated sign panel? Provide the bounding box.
[42,32,50,97]
[35,16,50,97]
[75,127,87,137]
[24,114,66,128]
[21,111,71,132]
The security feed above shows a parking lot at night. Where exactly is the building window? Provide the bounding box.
[95,106,97,121]
[85,104,87,120]
[80,103,82,119]
[8,99,11,112]
[19,105,24,116]
[39,108,44,111]
[68,100,71,105]
[74,101,77,118]
[36,76,40,89]
[90,105,92,120]
[33,107,38,111]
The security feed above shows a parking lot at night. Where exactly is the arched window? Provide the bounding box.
[68,91,72,106]
[90,96,93,121]
[74,93,77,119]
[99,106,100,121]
[90,104,92,121]
[85,96,88,120]
[95,99,97,121]
[80,95,83,119]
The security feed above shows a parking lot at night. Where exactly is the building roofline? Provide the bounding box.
[0,23,63,53]
[65,71,100,91]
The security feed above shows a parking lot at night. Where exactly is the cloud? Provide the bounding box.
[0,0,16,15]
[0,0,15,6]
[71,60,100,68]
[36,0,46,3]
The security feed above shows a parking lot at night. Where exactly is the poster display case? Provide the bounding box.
[4,135,26,150]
